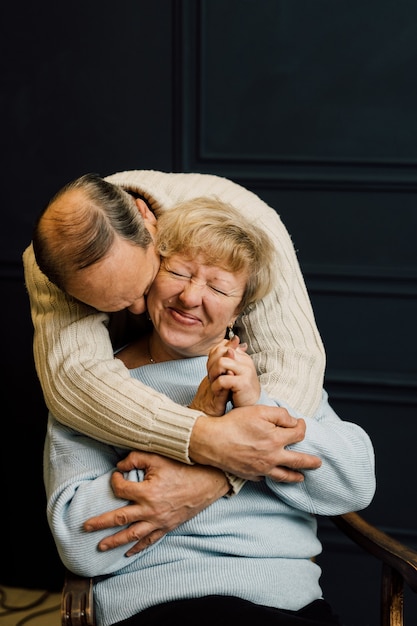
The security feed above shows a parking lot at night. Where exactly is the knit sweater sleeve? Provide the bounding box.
[265,390,376,515]
[44,415,140,576]
[23,243,200,462]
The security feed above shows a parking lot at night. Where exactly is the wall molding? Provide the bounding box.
[325,373,417,406]
[304,267,417,297]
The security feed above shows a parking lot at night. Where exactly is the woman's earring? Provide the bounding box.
[227,324,235,340]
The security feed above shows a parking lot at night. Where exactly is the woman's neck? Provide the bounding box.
[148,334,178,364]
[115,333,182,368]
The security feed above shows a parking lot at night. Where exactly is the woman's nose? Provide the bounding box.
[179,281,205,304]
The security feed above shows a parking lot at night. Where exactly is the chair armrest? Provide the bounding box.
[61,569,95,626]
[330,512,417,593]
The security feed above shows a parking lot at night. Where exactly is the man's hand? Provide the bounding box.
[83,451,229,556]
[189,404,321,481]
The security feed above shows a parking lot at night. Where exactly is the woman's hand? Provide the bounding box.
[189,336,261,415]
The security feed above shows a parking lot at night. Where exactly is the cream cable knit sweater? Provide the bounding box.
[23,170,325,464]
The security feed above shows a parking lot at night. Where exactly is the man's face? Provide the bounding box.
[65,237,160,314]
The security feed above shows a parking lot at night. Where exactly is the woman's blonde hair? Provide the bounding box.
[155,197,276,312]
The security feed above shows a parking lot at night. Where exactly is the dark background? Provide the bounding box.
[1,1,416,624]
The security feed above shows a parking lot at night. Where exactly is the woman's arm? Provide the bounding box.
[191,346,374,517]
[45,415,231,575]
[265,390,376,516]
[44,415,140,576]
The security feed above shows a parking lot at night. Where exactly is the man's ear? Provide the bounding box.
[135,198,157,225]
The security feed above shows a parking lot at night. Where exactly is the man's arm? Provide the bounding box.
[23,244,202,462]
[83,407,321,554]
[189,405,321,480]
[84,451,231,556]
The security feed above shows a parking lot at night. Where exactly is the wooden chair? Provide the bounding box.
[61,511,417,626]
[61,569,94,626]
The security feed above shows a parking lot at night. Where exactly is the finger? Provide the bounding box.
[288,452,322,470]
[84,504,143,531]
[225,347,236,360]
[225,335,240,348]
[274,451,322,472]
[221,355,241,372]
[210,375,230,392]
[116,454,147,471]
[206,343,236,375]
[268,409,300,428]
[209,359,240,383]
[125,529,167,556]
[98,521,155,551]
[267,467,306,483]
[207,356,230,380]
[110,472,148,500]
[207,341,229,361]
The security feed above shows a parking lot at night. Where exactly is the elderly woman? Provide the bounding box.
[44,198,375,626]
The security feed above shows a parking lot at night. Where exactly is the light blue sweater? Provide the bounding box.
[44,357,375,626]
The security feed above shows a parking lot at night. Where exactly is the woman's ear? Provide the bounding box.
[135,198,157,225]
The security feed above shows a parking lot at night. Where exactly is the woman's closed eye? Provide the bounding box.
[206,284,229,297]
[164,268,232,298]
[168,269,191,280]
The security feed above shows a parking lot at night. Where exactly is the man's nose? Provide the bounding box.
[127,298,147,315]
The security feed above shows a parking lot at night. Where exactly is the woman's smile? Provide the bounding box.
[167,306,203,327]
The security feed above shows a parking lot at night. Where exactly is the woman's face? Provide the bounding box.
[146,253,247,358]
